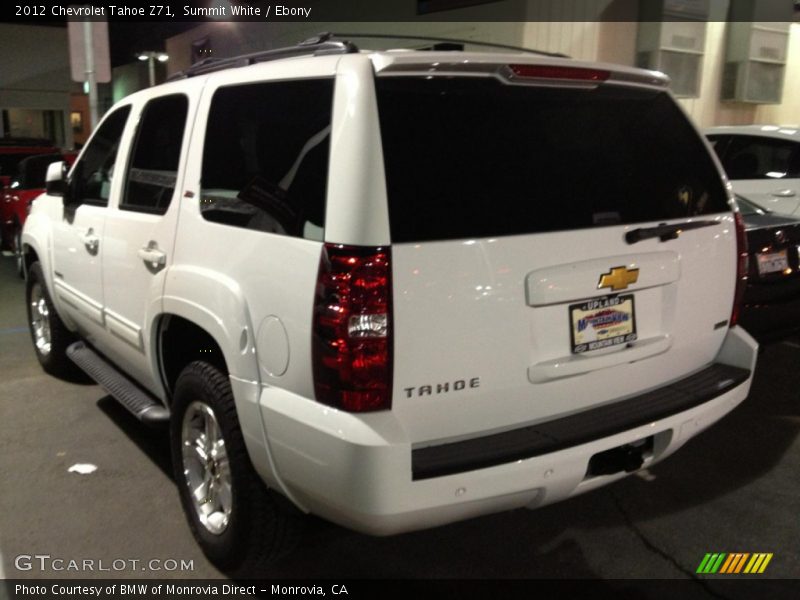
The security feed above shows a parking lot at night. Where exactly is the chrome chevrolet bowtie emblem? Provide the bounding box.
[598,266,639,291]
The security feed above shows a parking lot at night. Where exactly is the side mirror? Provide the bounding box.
[45,161,68,197]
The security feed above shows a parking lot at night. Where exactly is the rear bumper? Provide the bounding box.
[258,327,758,535]
[412,363,748,480]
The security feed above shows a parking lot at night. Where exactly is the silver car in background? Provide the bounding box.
[706,125,800,217]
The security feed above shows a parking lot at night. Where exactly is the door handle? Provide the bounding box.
[771,189,797,198]
[138,243,166,267]
[80,229,99,253]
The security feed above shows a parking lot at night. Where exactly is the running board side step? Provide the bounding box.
[66,341,170,425]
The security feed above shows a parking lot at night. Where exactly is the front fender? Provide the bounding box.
[20,195,79,329]
[20,197,53,279]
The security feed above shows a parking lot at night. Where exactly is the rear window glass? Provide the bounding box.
[734,196,767,217]
[710,135,800,180]
[11,153,62,188]
[0,153,38,178]
[376,77,729,243]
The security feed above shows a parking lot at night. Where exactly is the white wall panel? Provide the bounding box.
[756,23,800,125]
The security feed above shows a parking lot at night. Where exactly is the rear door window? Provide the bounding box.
[376,77,729,243]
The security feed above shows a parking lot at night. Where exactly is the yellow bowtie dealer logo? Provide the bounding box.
[598,266,640,291]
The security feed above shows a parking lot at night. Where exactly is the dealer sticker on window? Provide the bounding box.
[570,294,637,354]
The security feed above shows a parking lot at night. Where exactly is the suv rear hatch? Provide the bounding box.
[376,62,737,445]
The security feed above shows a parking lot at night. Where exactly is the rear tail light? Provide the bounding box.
[312,243,393,412]
[509,64,610,82]
[730,211,748,327]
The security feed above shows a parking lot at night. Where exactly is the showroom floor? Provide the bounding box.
[1,253,799,590]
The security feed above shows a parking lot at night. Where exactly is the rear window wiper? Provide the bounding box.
[625,220,719,244]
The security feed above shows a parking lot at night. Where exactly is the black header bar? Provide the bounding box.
[2,0,799,23]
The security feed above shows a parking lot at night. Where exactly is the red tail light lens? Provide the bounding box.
[730,211,748,327]
[312,243,393,412]
[509,64,610,82]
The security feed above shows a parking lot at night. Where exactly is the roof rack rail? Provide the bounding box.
[167,32,359,81]
[166,31,568,82]
[331,32,569,58]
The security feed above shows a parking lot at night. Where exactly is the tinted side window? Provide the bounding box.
[72,106,131,206]
[718,135,800,180]
[122,95,188,214]
[200,79,333,240]
[376,77,730,243]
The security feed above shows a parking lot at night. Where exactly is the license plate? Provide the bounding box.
[570,294,637,354]
[756,249,788,275]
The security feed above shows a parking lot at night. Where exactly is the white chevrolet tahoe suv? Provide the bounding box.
[22,35,758,573]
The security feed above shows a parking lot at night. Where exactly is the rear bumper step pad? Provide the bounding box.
[412,363,749,480]
[66,341,169,425]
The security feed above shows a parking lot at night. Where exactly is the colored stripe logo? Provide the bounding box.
[696,553,773,574]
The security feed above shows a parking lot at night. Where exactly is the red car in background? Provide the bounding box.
[1,138,74,276]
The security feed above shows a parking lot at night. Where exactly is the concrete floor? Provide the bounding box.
[1,252,799,594]
[0,254,221,580]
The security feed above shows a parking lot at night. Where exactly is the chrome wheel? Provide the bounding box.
[181,401,232,535]
[29,282,52,356]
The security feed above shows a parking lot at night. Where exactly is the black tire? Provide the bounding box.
[14,230,24,279]
[25,261,80,379]
[170,361,301,574]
